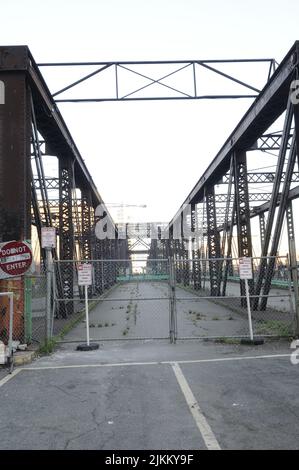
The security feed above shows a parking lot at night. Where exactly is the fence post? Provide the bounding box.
[169,258,177,343]
[245,278,254,341]
[24,275,32,344]
[45,248,53,343]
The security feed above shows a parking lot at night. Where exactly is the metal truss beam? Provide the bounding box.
[190,203,201,290]
[168,41,298,228]
[81,189,92,261]
[249,131,293,151]
[33,177,59,190]
[59,158,74,316]
[37,59,275,102]
[34,174,299,196]
[254,99,294,308]
[222,171,299,184]
[233,151,253,259]
[233,151,254,300]
[200,185,299,235]
[286,201,299,334]
[215,192,273,203]
[206,187,221,296]
[260,133,297,309]
[259,213,266,252]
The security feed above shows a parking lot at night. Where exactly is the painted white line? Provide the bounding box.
[170,353,292,365]
[171,362,221,450]
[21,353,292,371]
[23,361,160,371]
[0,368,22,388]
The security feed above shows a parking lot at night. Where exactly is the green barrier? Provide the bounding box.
[117,274,169,282]
[227,275,290,289]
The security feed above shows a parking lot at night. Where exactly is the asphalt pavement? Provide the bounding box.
[0,280,298,450]
[0,336,298,450]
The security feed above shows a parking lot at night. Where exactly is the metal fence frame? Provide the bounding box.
[16,255,297,346]
[171,255,297,340]
[52,258,174,342]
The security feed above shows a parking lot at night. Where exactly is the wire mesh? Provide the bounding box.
[10,255,293,346]
[0,278,26,345]
[173,256,296,339]
[53,259,171,341]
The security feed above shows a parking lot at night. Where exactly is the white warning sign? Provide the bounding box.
[78,263,92,286]
[239,257,253,280]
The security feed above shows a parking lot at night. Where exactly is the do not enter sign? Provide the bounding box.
[0,241,33,277]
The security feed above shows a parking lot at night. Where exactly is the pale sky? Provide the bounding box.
[2,0,299,251]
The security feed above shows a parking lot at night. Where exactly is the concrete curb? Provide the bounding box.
[13,350,37,366]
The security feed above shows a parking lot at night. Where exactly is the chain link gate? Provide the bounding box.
[49,255,296,344]
[171,255,296,340]
[53,258,175,342]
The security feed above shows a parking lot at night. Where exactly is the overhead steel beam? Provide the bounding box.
[222,172,299,184]
[168,41,299,229]
[37,59,274,102]
[215,192,273,203]
[249,131,293,151]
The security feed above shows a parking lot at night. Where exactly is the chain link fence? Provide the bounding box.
[27,272,47,345]
[173,256,296,340]
[1,255,296,349]
[0,278,26,346]
[52,259,172,342]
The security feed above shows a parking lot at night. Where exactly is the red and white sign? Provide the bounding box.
[78,263,92,286]
[0,241,33,277]
[239,257,253,280]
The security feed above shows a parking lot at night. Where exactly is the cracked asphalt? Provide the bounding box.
[0,336,299,450]
[0,282,298,450]
[65,281,253,342]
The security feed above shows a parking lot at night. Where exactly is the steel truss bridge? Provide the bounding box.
[0,43,299,326]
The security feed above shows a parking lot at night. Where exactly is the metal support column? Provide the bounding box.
[254,99,293,308]
[59,158,74,316]
[206,186,221,296]
[286,201,299,335]
[191,204,201,290]
[260,134,298,309]
[233,151,254,301]
[259,213,266,252]
[81,188,92,261]
[0,65,31,242]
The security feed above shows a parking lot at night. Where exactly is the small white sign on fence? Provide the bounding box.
[41,227,56,249]
[78,263,92,286]
[239,257,253,280]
